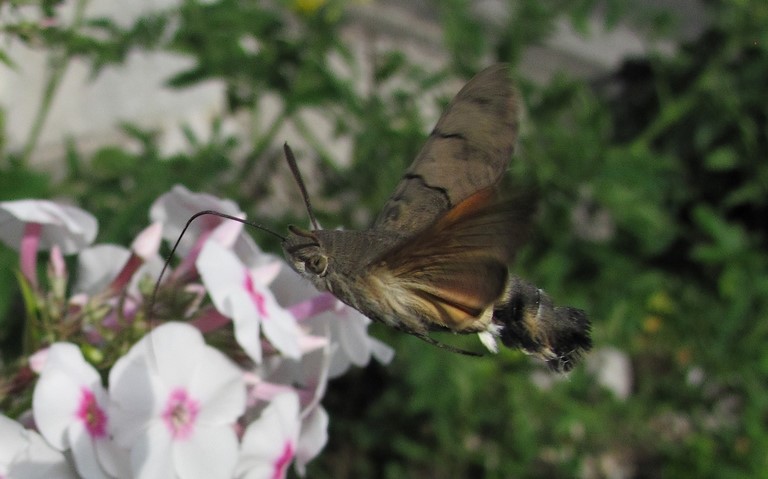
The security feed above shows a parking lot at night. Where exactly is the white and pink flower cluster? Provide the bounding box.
[0,186,393,479]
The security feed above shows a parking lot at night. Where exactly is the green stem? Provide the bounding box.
[18,0,90,166]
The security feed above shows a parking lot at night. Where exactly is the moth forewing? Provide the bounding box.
[373,64,521,235]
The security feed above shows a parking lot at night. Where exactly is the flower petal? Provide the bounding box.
[295,406,329,476]
[130,420,174,479]
[228,293,262,363]
[197,240,245,311]
[209,217,245,249]
[8,428,78,478]
[249,261,282,286]
[39,342,101,384]
[131,222,163,260]
[0,414,28,468]
[109,346,164,447]
[174,423,239,479]
[150,185,246,258]
[369,337,395,366]
[67,423,112,479]
[327,308,371,376]
[33,370,82,449]
[237,392,300,477]
[263,347,331,415]
[32,343,105,450]
[74,244,131,295]
[147,322,206,387]
[0,199,97,253]
[187,342,246,424]
[257,290,302,360]
[150,185,241,238]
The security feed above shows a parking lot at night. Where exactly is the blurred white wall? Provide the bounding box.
[0,0,705,170]
[0,0,224,166]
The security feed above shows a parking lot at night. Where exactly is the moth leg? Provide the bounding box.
[393,323,483,357]
[494,276,592,372]
[414,333,483,357]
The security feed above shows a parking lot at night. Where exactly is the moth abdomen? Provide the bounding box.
[495,276,592,372]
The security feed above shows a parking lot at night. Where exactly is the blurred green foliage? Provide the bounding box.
[1,0,767,477]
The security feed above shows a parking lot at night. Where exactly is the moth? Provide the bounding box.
[281,64,592,372]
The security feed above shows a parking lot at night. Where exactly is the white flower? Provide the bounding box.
[0,414,78,479]
[109,322,246,479]
[236,392,301,479]
[72,241,163,341]
[295,407,329,476]
[586,347,633,400]
[0,199,97,287]
[74,244,131,295]
[150,185,241,244]
[131,221,163,261]
[149,185,263,266]
[318,303,395,378]
[271,267,394,377]
[197,240,302,363]
[0,199,98,253]
[31,343,121,479]
[243,332,333,475]
[260,346,333,473]
[74,241,163,298]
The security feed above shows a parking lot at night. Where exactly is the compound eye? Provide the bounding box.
[305,255,328,276]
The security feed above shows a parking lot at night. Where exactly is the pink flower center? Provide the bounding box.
[161,388,199,440]
[243,273,269,318]
[76,388,107,438]
[272,441,295,479]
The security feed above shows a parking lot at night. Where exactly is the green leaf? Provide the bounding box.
[705,146,738,170]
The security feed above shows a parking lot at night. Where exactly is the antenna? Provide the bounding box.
[283,143,321,231]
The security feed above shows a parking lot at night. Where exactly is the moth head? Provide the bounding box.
[282,225,330,281]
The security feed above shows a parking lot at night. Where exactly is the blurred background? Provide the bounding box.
[1,0,766,477]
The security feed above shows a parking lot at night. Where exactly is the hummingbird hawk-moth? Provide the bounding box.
[281,64,592,372]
